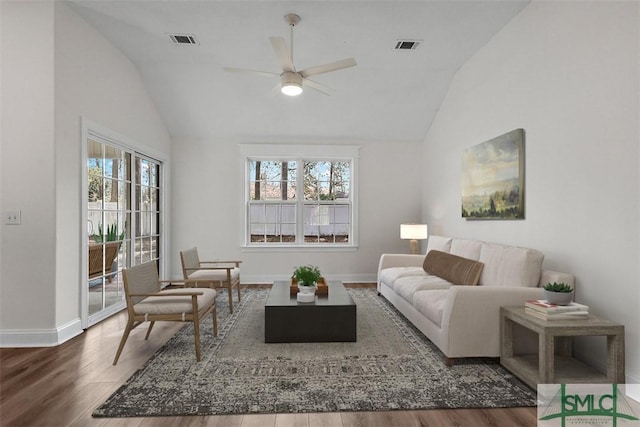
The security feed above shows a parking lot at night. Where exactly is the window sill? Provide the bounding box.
[241,245,358,253]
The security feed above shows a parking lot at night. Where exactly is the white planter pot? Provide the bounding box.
[544,290,574,306]
[297,284,316,303]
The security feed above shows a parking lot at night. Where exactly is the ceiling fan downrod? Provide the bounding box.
[284,14,300,70]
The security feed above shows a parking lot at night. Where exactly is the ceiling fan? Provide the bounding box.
[223,13,357,96]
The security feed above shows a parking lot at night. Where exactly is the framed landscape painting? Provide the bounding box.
[461,129,524,220]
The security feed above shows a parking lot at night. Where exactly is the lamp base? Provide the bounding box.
[409,239,419,255]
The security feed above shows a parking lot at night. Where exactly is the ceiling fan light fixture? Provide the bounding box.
[280,71,303,96]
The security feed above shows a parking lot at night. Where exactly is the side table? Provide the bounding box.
[500,306,625,389]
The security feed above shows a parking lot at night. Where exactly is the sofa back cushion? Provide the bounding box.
[423,250,484,286]
[425,235,453,254]
[450,238,483,261]
[478,243,544,287]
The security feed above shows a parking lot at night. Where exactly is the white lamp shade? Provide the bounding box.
[400,224,428,240]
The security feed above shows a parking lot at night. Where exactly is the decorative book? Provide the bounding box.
[525,299,589,313]
[524,307,589,321]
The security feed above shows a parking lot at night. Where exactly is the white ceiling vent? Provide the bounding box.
[394,40,422,51]
[169,34,199,45]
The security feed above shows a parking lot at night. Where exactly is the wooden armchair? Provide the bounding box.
[112,261,218,365]
[180,247,242,313]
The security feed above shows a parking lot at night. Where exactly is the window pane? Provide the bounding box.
[88,176,103,203]
[249,160,296,201]
[250,224,266,242]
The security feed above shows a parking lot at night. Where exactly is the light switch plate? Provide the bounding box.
[6,210,21,225]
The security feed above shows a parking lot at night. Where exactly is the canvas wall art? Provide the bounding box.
[461,129,524,220]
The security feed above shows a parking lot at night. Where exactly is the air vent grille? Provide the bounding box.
[169,34,199,45]
[394,40,422,50]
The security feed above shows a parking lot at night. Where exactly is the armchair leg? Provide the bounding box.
[227,286,234,314]
[212,305,218,336]
[237,283,241,302]
[193,315,202,362]
[144,321,155,340]
[113,319,134,365]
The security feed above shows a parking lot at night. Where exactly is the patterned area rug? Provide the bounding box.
[93,288,535,417]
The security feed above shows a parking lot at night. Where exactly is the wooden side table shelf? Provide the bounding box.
[500,306,625,389]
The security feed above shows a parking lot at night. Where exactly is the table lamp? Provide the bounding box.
[400,224,428,254]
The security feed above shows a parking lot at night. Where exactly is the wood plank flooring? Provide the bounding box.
[0,285,537,426]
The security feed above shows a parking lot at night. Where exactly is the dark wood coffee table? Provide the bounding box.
[264,280,357,343]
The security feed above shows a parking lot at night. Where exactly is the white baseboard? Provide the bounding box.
[239,273,377,285]
[0,318,84,347]
[578,347,640,385]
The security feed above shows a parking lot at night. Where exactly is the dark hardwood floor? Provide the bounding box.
[0,285,537,426]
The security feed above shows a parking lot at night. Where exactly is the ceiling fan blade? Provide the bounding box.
[303,78,332,96]
[223,67,279,78]
[269,37,294,72]
[300,58,357,78]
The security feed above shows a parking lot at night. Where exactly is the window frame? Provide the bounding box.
[240,144,359,251]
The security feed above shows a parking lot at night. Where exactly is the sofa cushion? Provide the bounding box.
[450,239,483,260]
[379,267,426,290]
[394,275,452,303]
[478,243,544,287]
[426,235,453,254]
[413,289,449,326]
[423,250,484,286]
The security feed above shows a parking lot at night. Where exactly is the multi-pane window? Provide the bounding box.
[247,157,354,245]
[134,157,161,265]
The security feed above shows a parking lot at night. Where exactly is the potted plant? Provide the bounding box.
[293,265,322,303]
[92,222,126,243]
[543,282,574,305]
[293,265,322,287]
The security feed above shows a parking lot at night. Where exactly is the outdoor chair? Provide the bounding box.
[88,241,120,282]
[112,261,218,365]
[180,247,242,313]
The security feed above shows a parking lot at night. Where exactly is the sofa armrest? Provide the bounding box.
[377,253,426,285]
[440,285,545,357]
[378,253,425,270]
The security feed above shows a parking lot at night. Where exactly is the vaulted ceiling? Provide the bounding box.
[67,1,529,144]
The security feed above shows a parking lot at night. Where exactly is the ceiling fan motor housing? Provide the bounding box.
[280,71,303,95]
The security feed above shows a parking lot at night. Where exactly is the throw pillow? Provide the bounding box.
[423,250,484,286]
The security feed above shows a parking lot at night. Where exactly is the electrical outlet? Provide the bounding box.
[5,210,21,225]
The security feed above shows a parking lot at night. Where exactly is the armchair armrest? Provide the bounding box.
[128,290,205,297]
[185,266,236,272]
[200,260,242,267]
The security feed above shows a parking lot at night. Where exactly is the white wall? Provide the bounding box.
[0,1,56,334]
[54,2,171,329]
[0,1,171,345]
[422,1,639,382]
[170,138,422,282]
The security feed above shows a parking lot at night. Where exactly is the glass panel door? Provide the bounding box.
[87,138,131,323]
[134,156,161,266]
[84,129,163,328]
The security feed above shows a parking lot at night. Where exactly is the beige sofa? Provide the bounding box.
[377,236,574,364]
